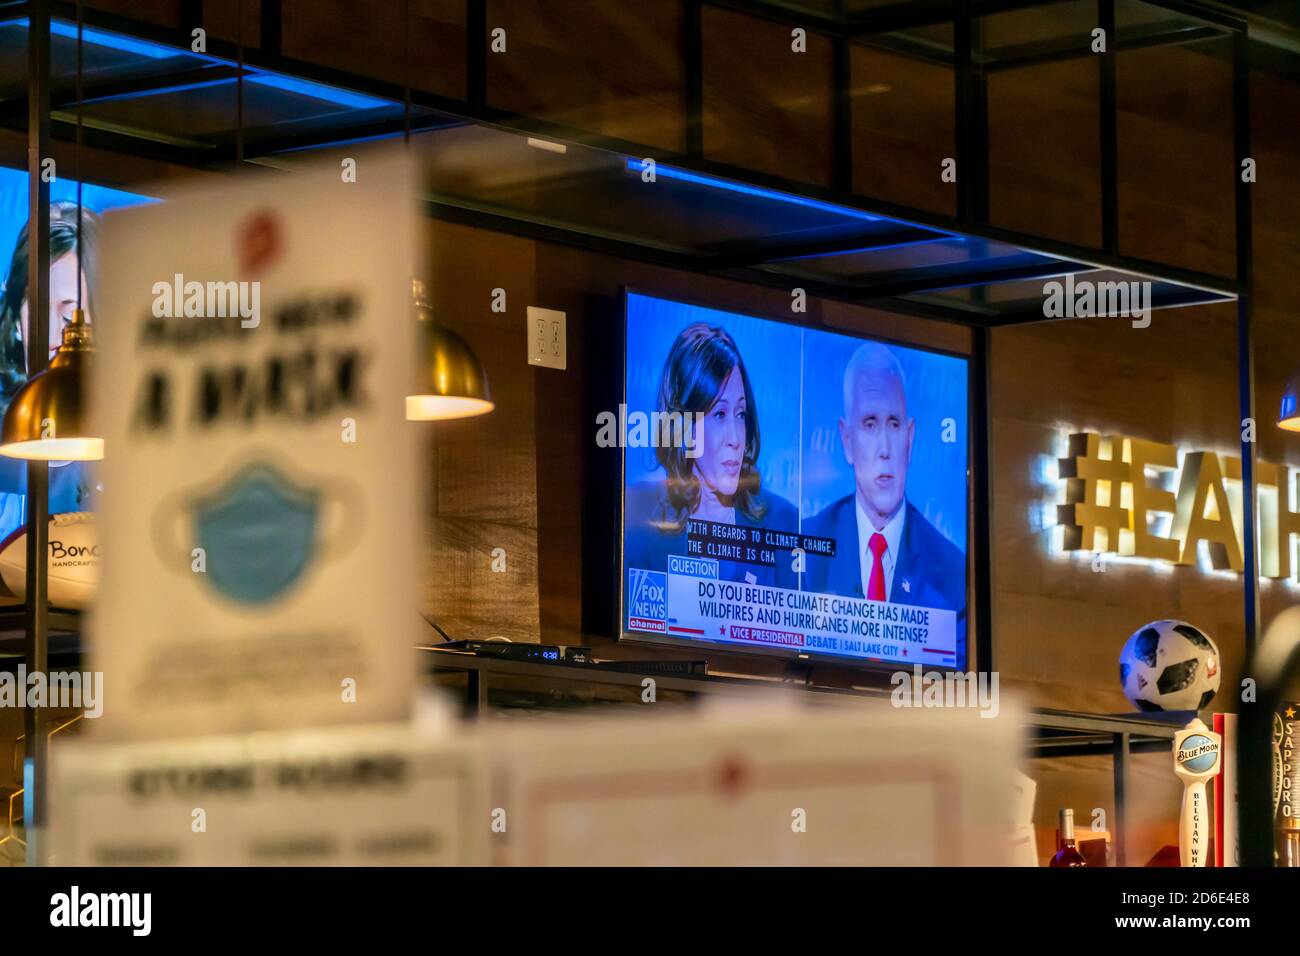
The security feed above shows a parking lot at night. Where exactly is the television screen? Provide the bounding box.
[620,291,969,670]
[0,168,152,603]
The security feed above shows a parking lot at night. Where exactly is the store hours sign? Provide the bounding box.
[1054,432,1300,582]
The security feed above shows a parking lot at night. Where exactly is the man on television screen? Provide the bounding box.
[804,343,965,620]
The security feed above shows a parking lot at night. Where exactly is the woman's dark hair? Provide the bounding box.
[0,201,99,406]
[654,322,766,531]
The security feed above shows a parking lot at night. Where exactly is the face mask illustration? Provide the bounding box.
[152,455,361,609]
[191,463,320,605]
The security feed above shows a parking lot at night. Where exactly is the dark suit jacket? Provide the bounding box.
[624,481,800,589]
[803,495,966,634]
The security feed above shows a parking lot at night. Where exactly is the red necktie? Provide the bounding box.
[867,532,888,601]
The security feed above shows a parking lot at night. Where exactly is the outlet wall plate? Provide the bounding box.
[527,306,566,370]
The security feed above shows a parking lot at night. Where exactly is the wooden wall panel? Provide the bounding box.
[989,58,1101,248]
[90,0,183,28]
[421,223,540,645]
[1116,42,1236,278]
[203,0,263,48]
[850,45,955,216]
[992,304,1249,713]
[701,7,834,186]
[485,0,685,153]
[280,0,466,99]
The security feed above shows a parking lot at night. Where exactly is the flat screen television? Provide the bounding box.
[619,291,970,671]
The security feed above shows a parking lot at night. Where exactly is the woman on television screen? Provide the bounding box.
[624,322,798,587]
[0,201,101,534]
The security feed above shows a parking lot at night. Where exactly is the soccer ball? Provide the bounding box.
[1118,620,1220,713]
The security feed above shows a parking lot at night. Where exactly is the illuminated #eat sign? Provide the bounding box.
[1057,432,1300,581]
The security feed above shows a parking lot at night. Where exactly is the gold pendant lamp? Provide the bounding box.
[0,308,100,460]
[397,0,492,422]
[405,279,494,420]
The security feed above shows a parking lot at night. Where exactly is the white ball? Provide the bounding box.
[1119,619,1220,712]
[0,511,100,609]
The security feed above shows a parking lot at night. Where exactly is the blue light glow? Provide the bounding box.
[274,131,406,154]
[772,235,958,263]
[82,73,392,111]
[24,20,182,59]
[85,77,242,103]
[51,21,176,58]
[1282,391,1297,422]
[248,74,390,111]
[624,159,880,222]
[11,18,393,111]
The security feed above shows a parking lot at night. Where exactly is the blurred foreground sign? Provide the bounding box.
[486,700,1022,866]
[91,149,419,740]
[53,697,1022,866]
[52,724,483,866]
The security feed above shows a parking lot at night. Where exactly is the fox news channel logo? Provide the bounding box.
[627,568,667,631]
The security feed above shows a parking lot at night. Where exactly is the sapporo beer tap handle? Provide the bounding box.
[1174,718,1221,867]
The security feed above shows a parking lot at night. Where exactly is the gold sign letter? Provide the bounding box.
[1174,452,1243,571]
[1058,433,1131,552]
[1123,438,1180,562]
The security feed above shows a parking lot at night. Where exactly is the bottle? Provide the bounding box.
[1049,808,1087,867]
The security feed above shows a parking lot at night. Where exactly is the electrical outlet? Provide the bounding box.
[527,306,566,370]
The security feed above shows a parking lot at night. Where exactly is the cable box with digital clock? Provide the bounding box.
[437,640,592,664]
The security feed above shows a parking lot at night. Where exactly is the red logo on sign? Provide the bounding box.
[238,210,281,276]
[715,757,746,797]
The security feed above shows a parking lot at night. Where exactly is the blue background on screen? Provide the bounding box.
[624,293,802,513]
[800,327,967,550]
[0,167,154,258]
